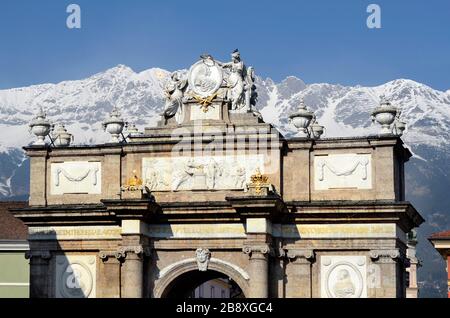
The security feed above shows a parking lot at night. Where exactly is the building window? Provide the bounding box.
[210,286,215,298]
[221,289,226,298]
[199,285,204,298]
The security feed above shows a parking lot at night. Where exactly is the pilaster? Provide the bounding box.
[118,245,146,298]
[98,251,122,298]
[25,250,52,298]
[285,249,315,298]
[369,249,403,298]
[242,244,272,298]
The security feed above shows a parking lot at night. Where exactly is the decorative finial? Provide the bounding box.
[127,170,142,187]
[102,107,126,143]
[247,168,272,196]
[288,98,323,139]
[29,106,52,146]
[371,95,398,135]
[51,123,73,147]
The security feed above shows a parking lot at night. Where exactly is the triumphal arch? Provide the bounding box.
[13,50,424,298]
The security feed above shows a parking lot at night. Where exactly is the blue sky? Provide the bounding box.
[0,0,449,90]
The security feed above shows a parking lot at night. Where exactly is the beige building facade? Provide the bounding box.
[12,53,424,298]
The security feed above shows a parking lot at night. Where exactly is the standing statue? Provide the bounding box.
[163,71,188,124]
[217,49,257,113]
[205,158,222,190]
[245,66,258,111]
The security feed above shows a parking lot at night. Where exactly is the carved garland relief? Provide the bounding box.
[51,161,101,195]
[314,153,372,190]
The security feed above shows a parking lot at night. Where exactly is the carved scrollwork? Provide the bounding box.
[242,244,273,258]
[98,250,128,262]
[114,246,150,260]
[369,249,401,263]
[98,251,109,260]
[286,249,315,263]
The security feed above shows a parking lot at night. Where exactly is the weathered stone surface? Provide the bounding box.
[15,102,423,298]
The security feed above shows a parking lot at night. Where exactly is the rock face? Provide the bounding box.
[0,65,449,297]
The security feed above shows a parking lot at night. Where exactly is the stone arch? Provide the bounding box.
[153,257,250,298]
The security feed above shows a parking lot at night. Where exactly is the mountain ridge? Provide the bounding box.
[0,64,449,297]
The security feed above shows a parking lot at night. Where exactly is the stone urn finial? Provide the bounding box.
[102,107,126,143]
[310,115,325,139]
[392,109,407,136]
[289,98,324,139]
[371,95,398,135]
[29,107,52,146]
[289,98,314,138]
[51,123,73,147]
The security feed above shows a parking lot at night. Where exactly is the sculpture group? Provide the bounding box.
[162,49,258,123]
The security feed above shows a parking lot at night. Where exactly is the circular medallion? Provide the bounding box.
[325,261,363,298]
[59,261,93,298]
[188,59,223,98]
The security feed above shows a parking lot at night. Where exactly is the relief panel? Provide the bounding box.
[314,153,372,190]
[50,161,101,195]
[142,154,264,191]
[55,255,96,298]
[320,255,367,298]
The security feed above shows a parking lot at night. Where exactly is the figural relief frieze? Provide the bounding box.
[314,153,372,190]
[142,154,264,192]
[320,255,367,298]
[51,161,101,195]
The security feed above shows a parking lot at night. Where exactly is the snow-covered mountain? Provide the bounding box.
[0,65,449,297]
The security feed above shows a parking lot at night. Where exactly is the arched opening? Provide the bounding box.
[162,269,245,298]
[154,258,250,298]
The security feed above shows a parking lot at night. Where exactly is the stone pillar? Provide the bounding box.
[98,251,122,298]
[406,240,419,298]
[243,244,271,298]
[283,144,312,201]
[28,152,48,206]
[369,249,402,298]
[447,255,450,299]
[270,248,286,298]
[119,246,144,298]
[102,149,122,200]
[285,249,315,298]
[25,250,52,298]
[374,146,396,200]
